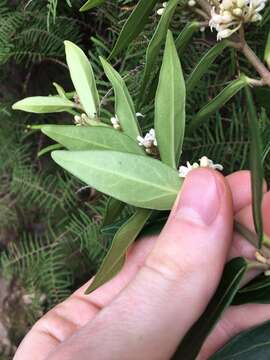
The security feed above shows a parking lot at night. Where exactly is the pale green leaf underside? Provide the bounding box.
[100,56,140,139]
[51,150,182,210]
[65,41,99,118]
[41,125,145,155]
[12,96,75,113]
[86,209,152,293]
[155,30,185,168]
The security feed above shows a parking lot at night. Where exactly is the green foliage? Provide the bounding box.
[1,0,270,356]
[209,320,270,359]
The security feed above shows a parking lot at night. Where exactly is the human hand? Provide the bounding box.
[14,169,270,360]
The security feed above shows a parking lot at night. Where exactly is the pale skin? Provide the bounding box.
[14,168,270,360]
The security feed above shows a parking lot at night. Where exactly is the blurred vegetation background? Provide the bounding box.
[0,0,269,357]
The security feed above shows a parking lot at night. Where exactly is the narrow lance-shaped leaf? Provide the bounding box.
[155,30,185,168]
[51,150,182,210]
[53,82,67,99]
[233,273,270,305]
[189,75,250,131]
[80,0,105,12]
[86,209,152,294]
[142,21,199,106]
[64,41,99,118]
[100,56,140,139]
[209,320,270,360]
[186,40,229,94]
[264,31,270,69]
[173,258,248,360]
[12,96,76,113]
[40,125,145,155]
[139,0,180,104]
[38,144,63,157]
[245,87,264,248]
[109,0,159,59]
[175,21,200,54]
[103,198,126,226]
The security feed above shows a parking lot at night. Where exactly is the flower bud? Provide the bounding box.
[188,0,196,6]
[233,7,243,15]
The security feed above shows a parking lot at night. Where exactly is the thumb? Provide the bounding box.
[133,168,234,356]
[48,169,233,360]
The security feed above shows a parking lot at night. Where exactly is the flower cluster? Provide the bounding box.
[74,113,90,126]
[157,2,167,15]
[178,156,223,177]
[137,129,158,154]
[209,0,267,40]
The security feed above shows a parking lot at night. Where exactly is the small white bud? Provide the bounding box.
[232,7,243,15]
[251,13,262,21]
[200,156,210,168]
[74,115,81,124]
[188,0,196,6]
[222,11,233,22]
[222,0,233,9]
[236,0,246,7]
[157,8,165,15]
[136,112,145,117]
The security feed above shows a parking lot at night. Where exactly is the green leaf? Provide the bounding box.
[109,0,159,59]
[173,258,248,360]
[186,41,229,94]
[86,209,152,294]
[264,31,270,69]
[41,125,145,155]
[100,57,140,139]
[64,41,99,118]
[38,143,63,157]
[51,150,182,210]
[209,320,270,359]
[53,82,67,99]
[155,30,185,168]
[175,21,200,54]
[103,198,126,226]
[139,0,180,103]
[245,87,264,248]
[233,273,270,305]
[12,96,75,113]
[189,75,249,131]
[79,0,105,12]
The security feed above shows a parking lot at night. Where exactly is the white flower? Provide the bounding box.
[178,156,223,178]
[110,115,121,130]
[137,128,157,149]
[157,2,167,15]
[136,112,145,118]
[209,0,267,40]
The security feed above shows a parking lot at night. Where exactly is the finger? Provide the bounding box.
[49,169,233,360]
[226,170,267,214]
[13,236,156,360]
[198,303,270,359]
